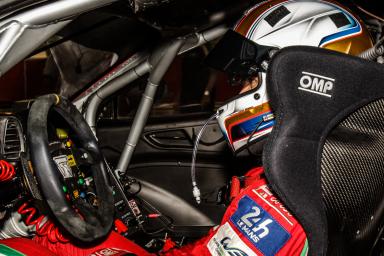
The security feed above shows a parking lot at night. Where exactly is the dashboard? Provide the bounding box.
[0,115,26,206]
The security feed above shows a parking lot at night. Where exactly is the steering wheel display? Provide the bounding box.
[27,94,114,242]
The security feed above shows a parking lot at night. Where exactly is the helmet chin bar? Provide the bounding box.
[216,72,274,154]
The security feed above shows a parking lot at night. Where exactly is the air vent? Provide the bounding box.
[0,117,25,160]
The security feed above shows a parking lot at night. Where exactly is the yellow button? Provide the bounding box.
[67,154,76,167]
[56,128,68,139]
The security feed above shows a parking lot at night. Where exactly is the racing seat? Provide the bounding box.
[263,46,384,255]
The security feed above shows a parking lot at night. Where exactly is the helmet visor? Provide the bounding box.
[205,30,272,81]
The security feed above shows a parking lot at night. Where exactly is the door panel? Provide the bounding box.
[97,118,235,236]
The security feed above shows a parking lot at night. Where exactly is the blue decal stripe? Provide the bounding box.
[230,113,274,142]
[230,196,291,255]
[319,23,361,46]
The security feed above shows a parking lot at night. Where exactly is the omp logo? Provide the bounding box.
[298,71,335,98]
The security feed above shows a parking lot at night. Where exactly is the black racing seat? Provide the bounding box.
[263,46,384,255]
[321,100,384,255]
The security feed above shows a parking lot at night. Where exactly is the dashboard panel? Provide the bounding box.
[0,115,27,206]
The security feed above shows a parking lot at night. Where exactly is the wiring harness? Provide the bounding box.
[0,160,15,182]
[18,201,69,243]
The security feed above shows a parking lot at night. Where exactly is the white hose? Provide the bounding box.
[191,113,218,204]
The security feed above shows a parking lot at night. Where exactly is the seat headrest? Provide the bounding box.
[263,46,384,255]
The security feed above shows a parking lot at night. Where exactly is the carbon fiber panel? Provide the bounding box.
[321,99,384,251]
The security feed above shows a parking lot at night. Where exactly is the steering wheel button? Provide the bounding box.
[117,203,126,212]
[67,155,76,167]
[73,190,79,198]
[78,178,85,185]
[56,128,68,139]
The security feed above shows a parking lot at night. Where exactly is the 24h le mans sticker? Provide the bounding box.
[230,196,291,255]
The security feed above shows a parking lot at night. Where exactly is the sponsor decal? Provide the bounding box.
[128,199,141,217]
[230,196,290,255]
[298,71,335,98]
[220,237,248,256]
[67,154,77,167]
[89,248,131,256]
[230,112,275,143]
[207,222,258,256]
[264,5,290,27]
[253,185,294,226]
[53,155,73,178]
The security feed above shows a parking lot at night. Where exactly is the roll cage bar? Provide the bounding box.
[0,0,228,205]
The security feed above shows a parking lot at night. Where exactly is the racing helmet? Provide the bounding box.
[207,0,373,154]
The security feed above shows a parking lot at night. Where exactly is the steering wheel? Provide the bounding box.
[27,94,114,242]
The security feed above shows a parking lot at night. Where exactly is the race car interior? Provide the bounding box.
[2,0,384,255]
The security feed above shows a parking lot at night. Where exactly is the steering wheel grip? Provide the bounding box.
[27,94,114,242]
